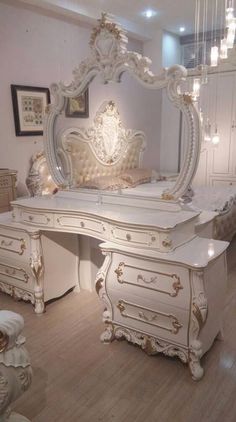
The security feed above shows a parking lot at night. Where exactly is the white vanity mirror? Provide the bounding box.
[44,13,202,202]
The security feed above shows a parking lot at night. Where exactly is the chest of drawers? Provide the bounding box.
[96,237,228,381]
[0,170,17,213]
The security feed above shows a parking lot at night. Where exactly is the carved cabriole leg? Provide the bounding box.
[29,232,45,314]
[95,251,115,343]
[189,270,208,381]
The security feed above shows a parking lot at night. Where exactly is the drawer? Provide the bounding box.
[0,175,12,188]
[106,252,189,309]
[55,214,105,236]
[0,260,34,291]
[21,210,53,227]
[0,229,29,258]
[111,226,159,248]
[110,290,189,346]
[211,179,236,187]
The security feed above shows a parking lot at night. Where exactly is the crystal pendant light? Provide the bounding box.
[226,0,234,27]
[212,125,220,145]
[220,37,228,58]
[192,78,201,100]
[211,45,219,66]
[204,118,211,142]
[227,19,236,48]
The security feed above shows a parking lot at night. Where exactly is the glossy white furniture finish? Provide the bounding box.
[0,310,32,421]
[97,238,228,381]
[0,212,79,314]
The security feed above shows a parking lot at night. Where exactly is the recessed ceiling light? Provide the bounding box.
[143,9,157,19]
[179,26,186,33]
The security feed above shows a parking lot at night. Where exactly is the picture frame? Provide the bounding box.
[65,89,89,118]
[11,85,50,136]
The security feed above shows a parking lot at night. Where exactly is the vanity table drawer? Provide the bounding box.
[0,230,28,258]
[107,253,189,309]
[21,211,53,227]
[0,259,34,291]
[55,214,104,235]
[111,226,159,248]
[110,291,189,346]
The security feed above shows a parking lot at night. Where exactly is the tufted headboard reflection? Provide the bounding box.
[58,101,146,187]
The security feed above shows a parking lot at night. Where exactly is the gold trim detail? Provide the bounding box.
[90,13,122,47]
[193,303,205,330]
[116,299,183,334]
[161,192,175,200]
[95,277,103,295]
[162,239,173,248]
[0,331,9,353]
[115,262,183,297]
[183,93,193,104]
[0,234,26,256]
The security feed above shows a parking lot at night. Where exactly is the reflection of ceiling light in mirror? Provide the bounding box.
[212,130,220,145]
[227,20,236,48]
[220,38,228,59]
[143,9,157,19]
[179,27,185,33]
[192,78,201,100]
[211,46,219,67]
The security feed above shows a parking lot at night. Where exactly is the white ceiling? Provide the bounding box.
[10,0,224,40]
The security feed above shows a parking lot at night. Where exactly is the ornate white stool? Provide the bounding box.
[0,310,32,422]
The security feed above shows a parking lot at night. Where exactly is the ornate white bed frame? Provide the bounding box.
[0,14,229,381]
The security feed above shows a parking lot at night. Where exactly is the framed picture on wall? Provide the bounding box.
[65,88,89,118]
[11,85,50,136]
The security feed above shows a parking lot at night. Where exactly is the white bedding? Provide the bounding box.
[190,186,236,214]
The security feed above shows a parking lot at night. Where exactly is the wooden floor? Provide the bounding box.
[2,240,236,422]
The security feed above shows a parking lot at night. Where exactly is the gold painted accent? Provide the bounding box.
[0,263,29,283]
[95,277,103,295]
[162,239,172,248]
[114,262,124,281]
[117,299,182,334]
[151,236,156,242]
[183,93,193,104]
[0,331,9,353]
[144,338,156,355]
[28,215,33,221]
[161,192,175,200]
[47,217,51,223]
[90,13,122,47]
[117,301,125,313]
[193,303,205,329]
[126,233,131,241]
[1,239,13,247]
[0,234,26,256]
[80,221,85,228]
[116,262,183,297]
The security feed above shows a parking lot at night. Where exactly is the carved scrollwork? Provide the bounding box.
[44,13,201,200]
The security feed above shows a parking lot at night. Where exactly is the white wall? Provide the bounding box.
[0,2,162,196]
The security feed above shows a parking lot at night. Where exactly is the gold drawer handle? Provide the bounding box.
[80,221,85,228]
[28,215,34,221]
[126,233,131,241]
[1,239,13,247]
[162,239,172,248]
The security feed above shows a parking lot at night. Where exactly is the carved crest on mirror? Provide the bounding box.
[44,13,202,201]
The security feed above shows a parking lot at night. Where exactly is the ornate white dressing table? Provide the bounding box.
[0,14,229,380]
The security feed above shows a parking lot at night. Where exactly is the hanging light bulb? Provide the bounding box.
[212,125,220,145]
[211,45,219,66]
[220,37,228,58]
[204,118,212,142]
[192,78,201,100]
[226,0,234,26]
[227,19,236,48]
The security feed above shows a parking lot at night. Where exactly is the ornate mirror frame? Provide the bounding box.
[44,13,202,201]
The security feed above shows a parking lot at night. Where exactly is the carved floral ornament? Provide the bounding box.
[44,13,201,200]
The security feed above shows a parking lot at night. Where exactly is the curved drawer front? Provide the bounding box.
[111,226,159,248]
[21,211,52,227]
[0,231,28,258]
[55,215,105,236]
[0,261,33,290]
[110,291,189,346]
[107,253,189,309]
